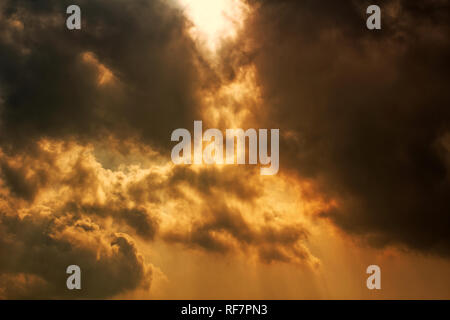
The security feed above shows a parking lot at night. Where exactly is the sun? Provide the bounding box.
[178,0,249,51]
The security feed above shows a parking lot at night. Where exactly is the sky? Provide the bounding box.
[0,0,449,299]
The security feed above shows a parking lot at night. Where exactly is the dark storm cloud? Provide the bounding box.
[0,213,152,299]
[234,0,450,255]
[0,0,206,151]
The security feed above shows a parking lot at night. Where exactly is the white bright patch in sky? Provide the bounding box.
[178,0,249,51]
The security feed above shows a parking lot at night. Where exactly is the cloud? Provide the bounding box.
[163,200,317,266]
[0,138,319,297]
[0,213,152,299]
[230,0,450,255]
[0,0,207,150]
[2,0,448,300]
[0,140,157,298]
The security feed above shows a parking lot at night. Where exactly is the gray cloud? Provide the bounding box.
[0,213,152,299]
[230,0,450,255]
[0,0,208,151]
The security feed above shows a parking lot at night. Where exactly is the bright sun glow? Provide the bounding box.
[178,0,249,51]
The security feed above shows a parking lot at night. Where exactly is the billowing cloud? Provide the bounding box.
[163,199,317,266]
[0,0,208,151]
[0,139,320,298]
[229,0,450,255]
[0,212,152,299]
[0,0,449,299]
